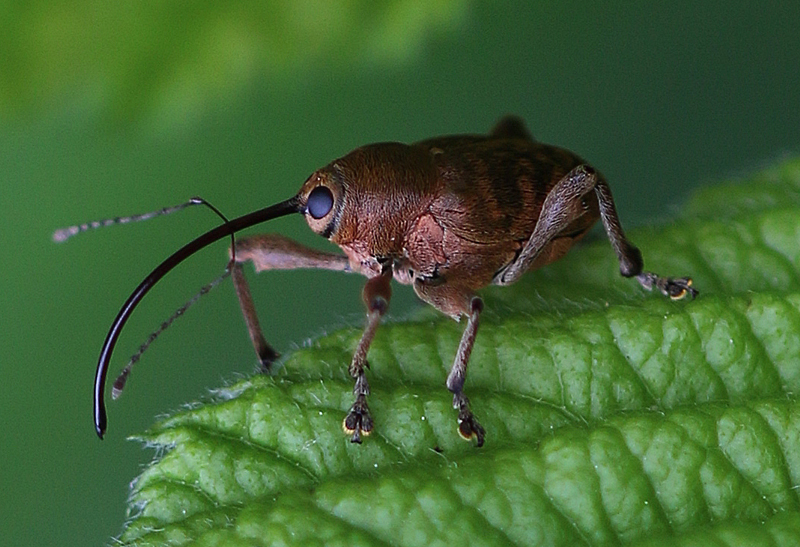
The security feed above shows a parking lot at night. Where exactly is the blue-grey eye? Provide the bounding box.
[307,186,334,219]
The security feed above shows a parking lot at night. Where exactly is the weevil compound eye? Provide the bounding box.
[306,186,334,219]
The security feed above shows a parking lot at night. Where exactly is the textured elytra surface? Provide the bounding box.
[118,157,800,546]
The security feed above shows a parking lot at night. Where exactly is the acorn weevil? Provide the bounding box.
[57,116,697,447]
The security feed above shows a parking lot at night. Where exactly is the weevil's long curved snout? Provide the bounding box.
[94,197,302,439]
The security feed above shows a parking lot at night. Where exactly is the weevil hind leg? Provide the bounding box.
[230,234,351,370]
[592,175,698,299]
[496,165,697,300]
[497,165,606,284]
[635,272,697,300]
[343,265,393,443]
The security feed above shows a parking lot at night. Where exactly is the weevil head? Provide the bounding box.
[298,143,441,264]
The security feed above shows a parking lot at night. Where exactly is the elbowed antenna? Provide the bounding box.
[94,196,302,439]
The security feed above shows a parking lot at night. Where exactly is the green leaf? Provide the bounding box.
[118,157,800,546]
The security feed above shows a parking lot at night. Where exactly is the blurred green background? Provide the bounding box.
[2,1,798,545]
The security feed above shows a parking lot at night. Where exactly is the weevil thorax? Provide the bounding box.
[298,143,439,274]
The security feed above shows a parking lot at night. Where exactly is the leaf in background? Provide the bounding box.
[117,157,800,546]
[0,0,469,124]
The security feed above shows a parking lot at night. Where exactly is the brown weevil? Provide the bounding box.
[57,116,697,447]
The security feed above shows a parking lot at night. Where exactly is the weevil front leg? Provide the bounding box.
[497,165,697,299]
[343,263,394,443]
[230,234,351,370]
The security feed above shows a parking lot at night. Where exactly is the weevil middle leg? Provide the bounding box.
[448,296,485,447]
[413,281,487,446]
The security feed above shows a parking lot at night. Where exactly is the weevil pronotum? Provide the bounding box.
[56,116,697,447]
